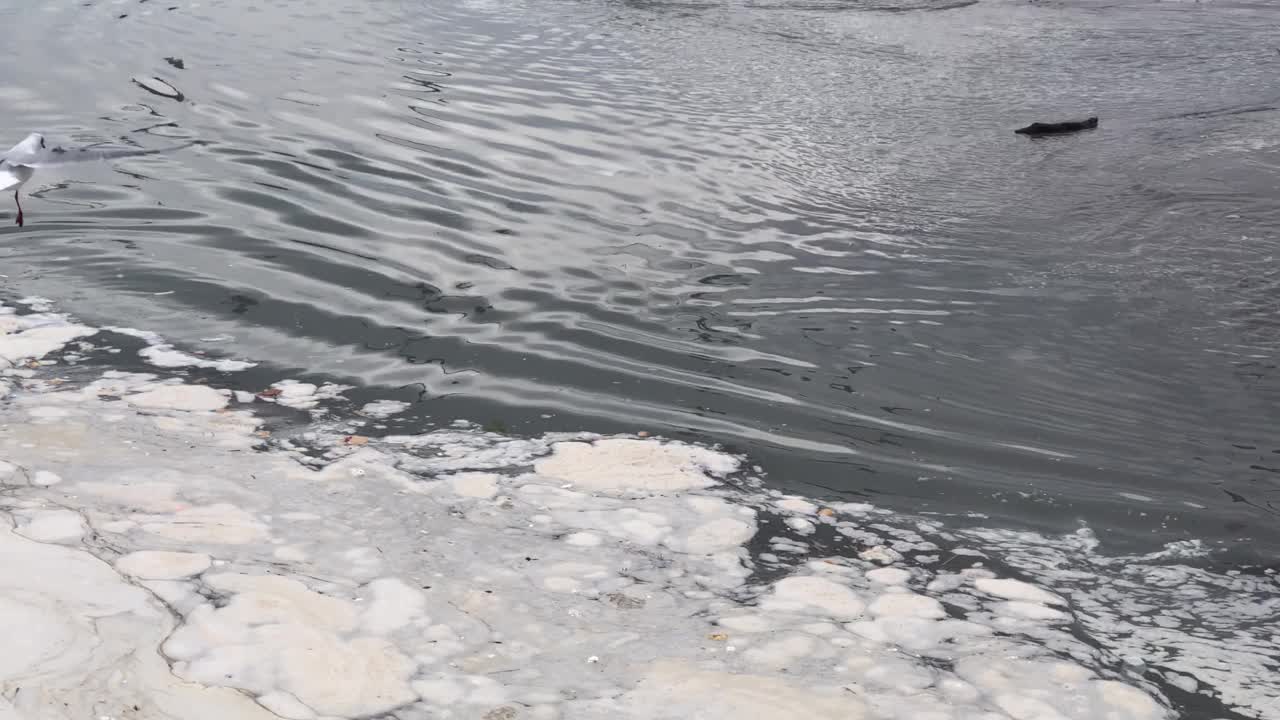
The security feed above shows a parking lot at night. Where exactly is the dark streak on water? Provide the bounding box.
[1,0,1279,557]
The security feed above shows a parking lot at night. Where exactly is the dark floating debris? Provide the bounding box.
[164,57,185,70]
[131,76,185,102]
[1014,116,1098,136]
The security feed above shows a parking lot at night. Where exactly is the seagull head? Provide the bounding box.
[15,133,45,154]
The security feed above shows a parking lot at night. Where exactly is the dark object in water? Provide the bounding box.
[165,57,186,70]
[1014,117,1099,136]
[131,76,185,102]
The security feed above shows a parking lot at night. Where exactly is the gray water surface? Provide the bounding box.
[2,0,1278,557]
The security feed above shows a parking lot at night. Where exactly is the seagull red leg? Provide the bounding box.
[14,190,22,227]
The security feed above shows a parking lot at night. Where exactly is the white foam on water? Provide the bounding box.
[866,566,912,586]
[140,345,257,372]
[974,577,1065,606]
[106,326,257,372]
[360,399,411,418]
[16,297,54,313]
[960,527,1280,719]
[0,300,1271,719]
[0,304,96,369]
[260,379,353,412]
[126,383,230,412]
[533,437,736,492]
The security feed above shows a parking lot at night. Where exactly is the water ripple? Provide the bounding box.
[1,0,1278,551]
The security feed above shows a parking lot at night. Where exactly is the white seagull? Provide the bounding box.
[0,132,195,227]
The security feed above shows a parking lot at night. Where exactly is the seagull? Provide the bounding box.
[1,132,195,227]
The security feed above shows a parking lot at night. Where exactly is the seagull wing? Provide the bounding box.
[4,141,196,169]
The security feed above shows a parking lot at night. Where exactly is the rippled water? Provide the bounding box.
[2,0,1279,555]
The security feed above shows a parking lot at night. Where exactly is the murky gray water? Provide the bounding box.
[2,0,1279,557]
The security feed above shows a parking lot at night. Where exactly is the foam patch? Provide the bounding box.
[0,300,1267,719]
[106,327,256,372]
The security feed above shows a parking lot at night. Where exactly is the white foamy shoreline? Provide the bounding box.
[0,299,1273,720]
